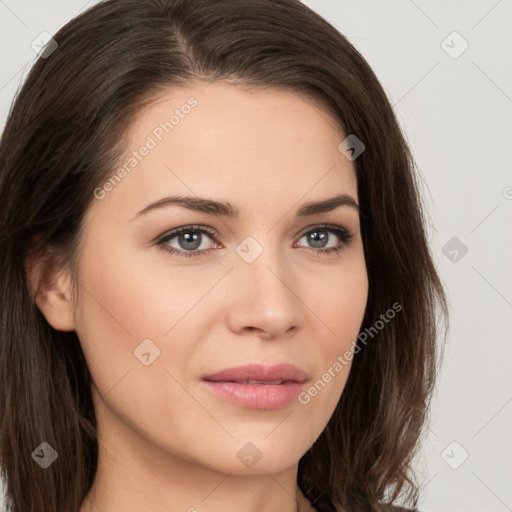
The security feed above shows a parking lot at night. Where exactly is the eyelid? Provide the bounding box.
[157,223,352,243]
[158,224,217,242]
[296,222,350,238]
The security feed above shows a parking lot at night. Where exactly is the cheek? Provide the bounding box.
[294,258,367,413]
[72,234,227,392]
[72,240,211,449]
[311,259,368,350]
[75,230,215,336]
[72,233,162,392]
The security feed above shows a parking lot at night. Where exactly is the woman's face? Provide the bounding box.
[71,82,368,475]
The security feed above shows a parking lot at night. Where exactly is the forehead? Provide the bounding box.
[90,82,357,219]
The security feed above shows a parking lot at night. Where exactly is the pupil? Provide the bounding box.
[309,230,327,248]
[180,232,201,250]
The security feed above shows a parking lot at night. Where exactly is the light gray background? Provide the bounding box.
[1,1,511,511]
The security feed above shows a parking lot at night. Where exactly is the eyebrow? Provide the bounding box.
[132,193,359,220]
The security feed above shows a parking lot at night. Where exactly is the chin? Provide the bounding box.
[225,439,304,475]
[226,456,298,476]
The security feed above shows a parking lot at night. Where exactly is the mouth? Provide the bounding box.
[201,363,308,410]
[211,379,287,385]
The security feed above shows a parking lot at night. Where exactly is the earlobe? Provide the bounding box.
[24,252,76,332]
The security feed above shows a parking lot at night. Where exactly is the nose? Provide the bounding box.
[224,242,304,340]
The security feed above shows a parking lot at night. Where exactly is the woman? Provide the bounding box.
[0,1,448,511]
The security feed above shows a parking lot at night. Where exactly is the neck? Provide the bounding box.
[80,464,316,512]
[80,388,318,512]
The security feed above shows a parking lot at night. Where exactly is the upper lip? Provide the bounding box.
[202,363,308,384]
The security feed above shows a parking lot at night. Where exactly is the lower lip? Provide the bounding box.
[201,380,306,410]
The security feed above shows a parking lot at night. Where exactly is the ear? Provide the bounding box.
[24,249,76,332]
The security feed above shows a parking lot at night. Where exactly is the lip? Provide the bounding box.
[202,363,308,384]
[201,363,309,410]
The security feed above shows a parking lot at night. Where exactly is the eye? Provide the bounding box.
[294,224,353,256]
[157,225,218,258]
[157,224,354,258]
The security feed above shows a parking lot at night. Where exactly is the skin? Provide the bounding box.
[29,82,368,512]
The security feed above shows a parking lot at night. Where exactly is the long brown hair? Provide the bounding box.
[0,1,449,511]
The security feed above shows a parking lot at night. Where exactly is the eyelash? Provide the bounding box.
[157,224,353,258]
